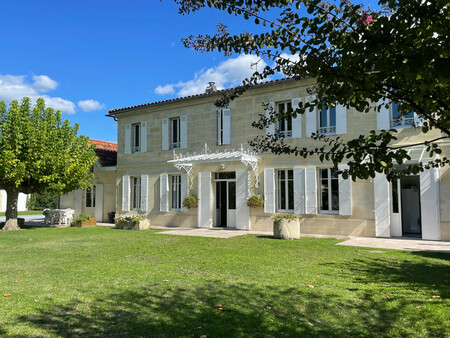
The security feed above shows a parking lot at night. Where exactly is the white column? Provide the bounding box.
[374,172,390,237]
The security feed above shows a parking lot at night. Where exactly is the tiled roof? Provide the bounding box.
[89,139,117,167]
[107,78,297,115]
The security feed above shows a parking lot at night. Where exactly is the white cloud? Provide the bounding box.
[0,74,76,114]
[77,99,105,112]
[155,54,269,97]
[154,84,175,95]
[32,75,58,92]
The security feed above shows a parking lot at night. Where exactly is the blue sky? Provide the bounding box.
[0,0,379,142]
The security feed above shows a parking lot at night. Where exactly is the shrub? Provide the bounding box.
[70,213,92,226]
[115,215,146,225]
[247,194,264,208]
[183,195,198,209]
[272,213,301,222]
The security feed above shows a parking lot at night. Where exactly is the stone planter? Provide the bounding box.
[72,217,97,228]
[115,218,150,230]
[273,218,300,239]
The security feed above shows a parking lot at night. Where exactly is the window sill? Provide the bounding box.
[319,210,339,215]
[276,210,294,213]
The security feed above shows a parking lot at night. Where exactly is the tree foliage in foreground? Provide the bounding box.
[0,98,97,230]
[174,0,450,180]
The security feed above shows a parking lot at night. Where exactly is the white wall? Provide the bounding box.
[0,190,29,212]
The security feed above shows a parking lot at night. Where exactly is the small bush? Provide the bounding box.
[247,194,264,208]
[272,213,301,222]
[115,215,146,225]
[183,195,198,209]
[71,213,91,225]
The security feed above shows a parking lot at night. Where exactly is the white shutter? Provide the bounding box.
[198,172,211,227]
[124,124,131,154]
[122,176,130,212]
[374,172,390,237]
[305,167,317,214]
[338,165,351,215]
[181,173,188,211]
[180,115,187,149]
[162,118,169,150]
[235,170,250,229]
[265,102,275,136]
[414,112,424,128]
[140,175,148,212]
[293,167,305,214]
[222,109,231,145]
[335,104,347,135]
[420,168,440,240]
[159,174,168,212]
[305,95,317,137]
[377,99,390,130]
[74,189,83,215]
[140,121,147,153]
[291,98,302,138]
[95,184,103,222]
[264,168,275,213]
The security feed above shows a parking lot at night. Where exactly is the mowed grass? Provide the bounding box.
[0,228,449,337]
[0,210,44,216]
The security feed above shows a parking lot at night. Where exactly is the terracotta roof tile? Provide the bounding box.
[89,139,117,167]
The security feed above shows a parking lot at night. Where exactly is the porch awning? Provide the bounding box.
[362,147,437,165]
[168,144,260,190]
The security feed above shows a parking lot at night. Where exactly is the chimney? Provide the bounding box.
[205,82,217,93]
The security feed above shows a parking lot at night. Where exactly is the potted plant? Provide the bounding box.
[115,215,150,230]
[272,213,301,239]
[247,194,264,208]
[183,195,198,209]
[71,213,97,227]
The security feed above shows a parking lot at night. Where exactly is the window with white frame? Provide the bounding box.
[391,102,414,128]
[170,175,182,211]
[170,118,181,149]
[277,169,294,211]
[132,123,141,153]
[276,102,293,138]
[319,168,339,213]
[86,186,96,208]
[319,102,336,135]
[131,177,141,210]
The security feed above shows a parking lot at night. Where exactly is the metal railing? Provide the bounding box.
[318,126,336,136]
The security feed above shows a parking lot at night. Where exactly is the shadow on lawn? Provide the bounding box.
[19,277,447,337]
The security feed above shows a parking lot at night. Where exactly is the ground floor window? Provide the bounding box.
[319,168,339,213]
[86,186,96,208]
[170,175,182,210]
[132,177,141,210]
[277,169,294,211]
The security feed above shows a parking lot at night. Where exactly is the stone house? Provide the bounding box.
[60,139,117,222]
[107,78,450,240]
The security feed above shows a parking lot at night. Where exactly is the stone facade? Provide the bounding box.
[108,78,450,240]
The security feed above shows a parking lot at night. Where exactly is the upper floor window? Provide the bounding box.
[277,169,294,211]
[132,123,141,153]
[319,103,336,136]
[131,177,141,210]
[170,175,182,211]
[319,168,339,213]
[391,102,414,128]
[276,102,292,139]
[86,186,96,208]
[170,118,181,150]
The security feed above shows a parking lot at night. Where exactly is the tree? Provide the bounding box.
[0,98,97,230]
[174,0,450,180]
[26,190,59,210]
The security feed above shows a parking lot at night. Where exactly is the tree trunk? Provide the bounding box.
[2,187,20,231]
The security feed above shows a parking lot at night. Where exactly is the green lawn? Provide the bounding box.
[0,210,43,217]
[0,227,448,337]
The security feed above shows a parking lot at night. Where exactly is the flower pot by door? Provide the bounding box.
[273,219,300,239]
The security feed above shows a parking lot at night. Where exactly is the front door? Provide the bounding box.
[390,176,422,237]
[214,172,236,227]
